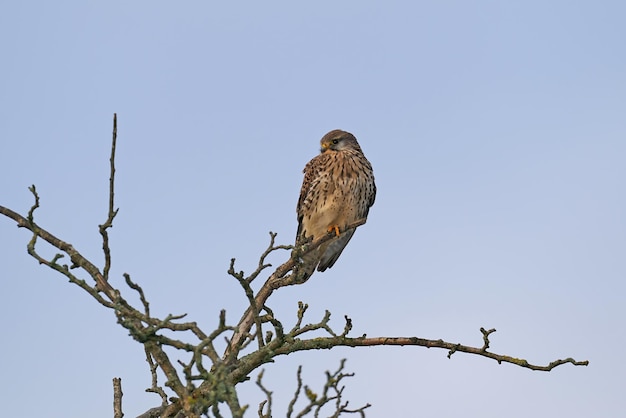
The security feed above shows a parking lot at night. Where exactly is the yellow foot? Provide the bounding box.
[327,225,340,236]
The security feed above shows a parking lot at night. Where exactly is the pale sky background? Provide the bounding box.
[1,2,625,417]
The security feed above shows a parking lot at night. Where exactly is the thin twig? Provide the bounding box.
[124,273,150,316]
[480,327,496,351]
[99,113,119,283]
[144,347,169,405]
[287,360,370,418]
[256,370,272,418]
[1,187,118,297]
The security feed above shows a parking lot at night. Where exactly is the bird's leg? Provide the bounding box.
[327,225,341,236]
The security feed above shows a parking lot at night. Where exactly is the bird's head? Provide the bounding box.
[320,129,363,153]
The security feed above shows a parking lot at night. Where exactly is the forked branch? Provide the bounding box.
[0,114,590,418]
[226,218,367,360]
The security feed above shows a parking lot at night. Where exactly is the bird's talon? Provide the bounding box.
[327,225,341,236]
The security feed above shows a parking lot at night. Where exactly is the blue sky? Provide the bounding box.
[1,2,624,417]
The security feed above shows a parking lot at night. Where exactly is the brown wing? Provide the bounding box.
[296,154,326,242]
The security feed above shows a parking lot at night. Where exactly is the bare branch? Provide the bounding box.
[125,273,150,316]
[113,377,124,418]
[1,187,118,298]
[135,406,167,418]
[99,113,120,283]
[256,370,272,418]
[247,231,293,284]
[144,348,169,406]
[226,219,367,359]
[1,115,590,418]
[480,327,496,351]
[228,258,265,353]
[286,366,304,418]
[272,331,589,373]
[285,360,370,418]
[291,308,336,338]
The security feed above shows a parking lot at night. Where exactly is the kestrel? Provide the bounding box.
[295,129,376,279]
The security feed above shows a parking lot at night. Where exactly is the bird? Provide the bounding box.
[295,129,376,280]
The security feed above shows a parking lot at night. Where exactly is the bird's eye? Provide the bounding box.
[332,139,339,145]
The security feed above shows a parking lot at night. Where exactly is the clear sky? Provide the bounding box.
[1,2,624,417]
